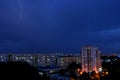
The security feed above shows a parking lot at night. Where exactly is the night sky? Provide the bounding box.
[0,0,120,54]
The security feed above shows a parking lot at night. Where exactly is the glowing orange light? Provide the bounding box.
[80,72,83,75]
[95,71,98,73]
[105,72,109,75]
[70,78,75,80]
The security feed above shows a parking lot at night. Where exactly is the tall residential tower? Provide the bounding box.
[81,46,101,73]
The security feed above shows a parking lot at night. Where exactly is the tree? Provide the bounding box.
[59,69,66,76]
[67,62,81,72]
[0,61,40,80]
[67,62,81,79]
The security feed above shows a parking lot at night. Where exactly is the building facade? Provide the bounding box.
[81,46,101,73]
[57,55,81,69]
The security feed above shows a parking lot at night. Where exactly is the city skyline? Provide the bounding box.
[0,0,120,53]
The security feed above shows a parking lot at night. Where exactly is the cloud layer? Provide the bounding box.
[0,0,120,53]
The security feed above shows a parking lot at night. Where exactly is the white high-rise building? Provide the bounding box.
[81,46,101,73]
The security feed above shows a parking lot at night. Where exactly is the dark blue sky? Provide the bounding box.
[0,0,120,53]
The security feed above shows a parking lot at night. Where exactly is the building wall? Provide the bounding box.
[0,53,81,68]
[81,46,101,73]
[57,56,81,69]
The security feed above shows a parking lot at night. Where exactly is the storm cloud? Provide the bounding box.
[0,0,120,53]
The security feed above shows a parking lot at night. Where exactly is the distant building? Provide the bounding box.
[101,55,118,63]
[0,53,81,68]
[8,54,12,62]
[36,54,57,67]
[81,46,101,73]
[57,55,81,69]
[0,54,7,62]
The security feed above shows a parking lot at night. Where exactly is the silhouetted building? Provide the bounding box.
[8,54,12,62]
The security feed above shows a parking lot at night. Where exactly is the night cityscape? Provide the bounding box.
[0,0,120,80]
[0,46,120,80]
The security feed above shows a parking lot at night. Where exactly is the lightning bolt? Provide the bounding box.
[18,0,23,21]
